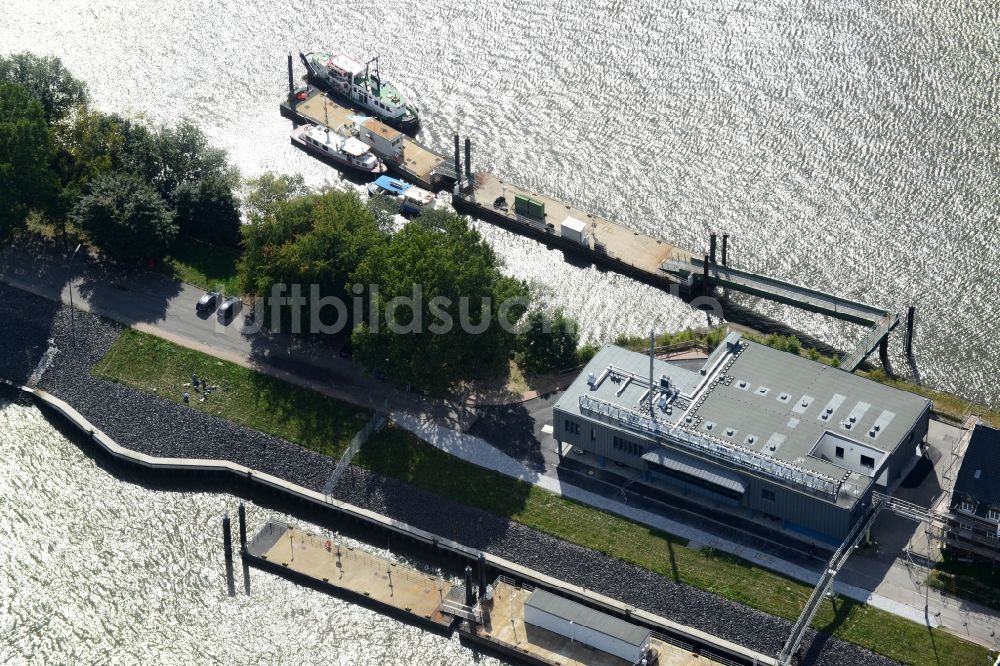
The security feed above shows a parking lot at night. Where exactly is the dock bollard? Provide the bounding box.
[464,565,474,606]
[464,137,472,180]
[223,514,235,598]
[477,552,487,600]
[702,254,710,295]
[904,305,916,357]
[237,503,248,554]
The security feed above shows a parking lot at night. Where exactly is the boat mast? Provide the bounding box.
[366,55,381,95]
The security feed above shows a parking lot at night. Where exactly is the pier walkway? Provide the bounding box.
[472,579,713,666]
[247,520,455,629]
[662,258,891,327]
[453,173,694,289]
[662,257,900,371]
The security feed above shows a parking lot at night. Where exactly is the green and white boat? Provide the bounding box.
[300,51,420,132]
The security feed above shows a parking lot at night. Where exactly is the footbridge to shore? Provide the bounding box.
[662,253,911,372]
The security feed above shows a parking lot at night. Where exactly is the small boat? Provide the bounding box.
[367,175,412,198]
[400,186,435,215]
[301,51,420,132]
[291,124,387,174]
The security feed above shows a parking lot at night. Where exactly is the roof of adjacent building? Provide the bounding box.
[952,424,1000,517]
[555,337,931,505]
[524,589,650,647]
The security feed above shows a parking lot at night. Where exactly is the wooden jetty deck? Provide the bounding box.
[282,87,454,190]
[246,520,455,630]
[452,173,695,293]
[464,580,715,666]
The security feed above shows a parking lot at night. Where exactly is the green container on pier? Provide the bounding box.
[514,194,545,220]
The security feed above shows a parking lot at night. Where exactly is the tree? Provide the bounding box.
[243,172,308,223]
[517,309,580,375]
[0,83,55,241]
[70,172,176,263]
[173,176,242,246]
[145,120,237,203]
[238,190,386,330]
[351,212,528,395]
[0,52,88,123]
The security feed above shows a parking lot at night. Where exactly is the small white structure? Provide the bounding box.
[560,216,588,245]
[359,117,404,162]
[523,589,651,663]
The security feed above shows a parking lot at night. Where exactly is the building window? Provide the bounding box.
[959,522,974,533]
[591,428,596,441]
[860,455,875,469]
[988,531,999,541]
[959,500,977,515]
[564,419,579,435]
[835,446,844,459]
[987,507,1000,522]
[761,488,776,502]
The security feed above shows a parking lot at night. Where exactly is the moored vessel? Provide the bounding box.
[301,51,420,132]
[291,124,387,174]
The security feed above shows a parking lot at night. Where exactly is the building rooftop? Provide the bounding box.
[952,424,1000,516]
[555,335,931,506]
[524,588,650,648]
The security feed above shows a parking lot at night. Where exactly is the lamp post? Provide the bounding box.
[68,243,82,348]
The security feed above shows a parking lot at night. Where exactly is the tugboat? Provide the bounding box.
[291,124,387,174]
[300,51,420,132]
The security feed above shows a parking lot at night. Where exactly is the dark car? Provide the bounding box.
[218,297,242,322]
[196,291,221,314]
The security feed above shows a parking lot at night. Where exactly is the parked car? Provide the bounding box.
[218,297,242,322]
[196,291,221,314]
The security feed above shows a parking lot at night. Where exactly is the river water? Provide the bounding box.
[0,397,504,665]
[2,0,998,405]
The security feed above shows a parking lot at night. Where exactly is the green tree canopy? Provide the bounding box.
[70,172,176,263]
[0,82,55,241]
[243,172,309,223]
[0,52,88,123]
[351,212,528,395]
[173,176,242,246]
[517,309,580,375]
[238,190,386,329]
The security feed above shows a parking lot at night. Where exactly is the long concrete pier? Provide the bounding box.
[6,379,775,666]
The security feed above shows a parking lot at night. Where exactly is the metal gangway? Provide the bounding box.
[839,313,901,371]
[777,496,887,665]
[662,257,900,373]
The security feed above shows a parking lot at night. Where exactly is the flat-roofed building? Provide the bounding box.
[947,424,1000,561]
[523,588,652,663]
[553,333,932,543]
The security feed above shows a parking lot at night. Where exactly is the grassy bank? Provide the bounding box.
[160,237,241,295]
[93,329,366,457]
[91,330,993,666]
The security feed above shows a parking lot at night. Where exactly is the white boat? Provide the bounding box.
[400,186,435,215]
[291,124,387,174]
